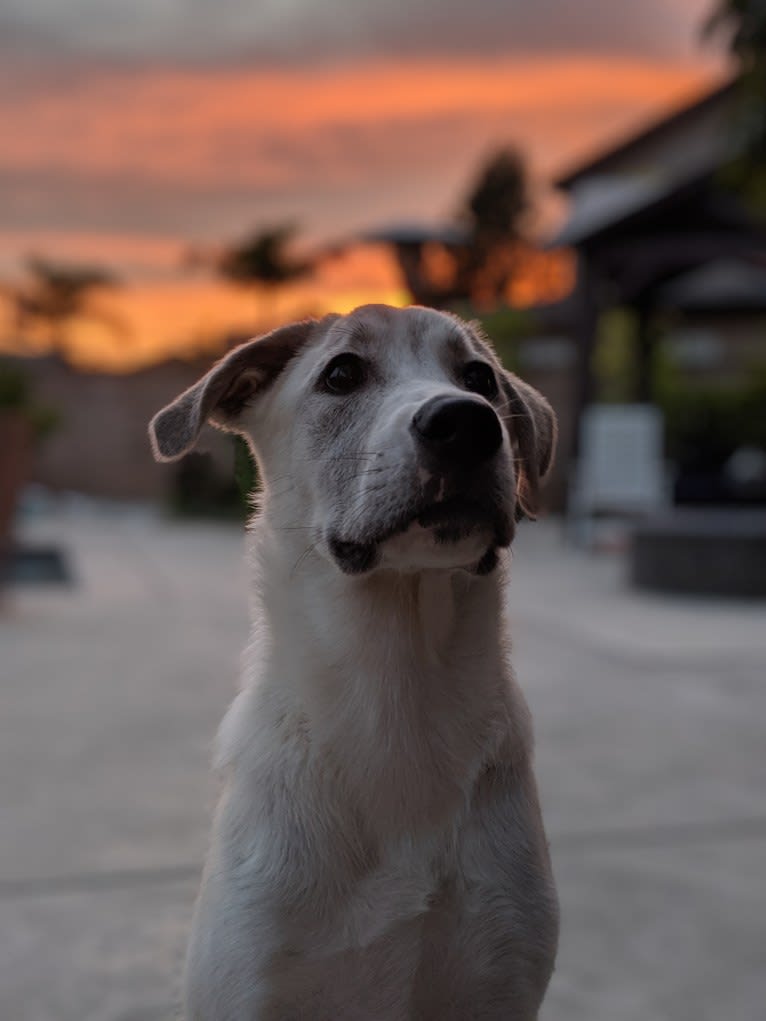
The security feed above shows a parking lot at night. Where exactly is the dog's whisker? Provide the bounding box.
[493,403,527,420]
[265,463,391,501]
[340,483,391,533]
[343,481,388,510]
[291,541,320,577]
[266,466,391,503]
[296,453,383,461]
[344,467,388,480]
[265,482,297,502]
[266,456,384,485]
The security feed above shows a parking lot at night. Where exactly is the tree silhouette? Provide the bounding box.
[218,223,312,323]
[706,0,766,64]
[3,256,125,356]
[705,0,766,208]
[378,147,533,310]
[455,147,532,307]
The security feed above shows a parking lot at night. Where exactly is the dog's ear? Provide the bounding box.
[499,372,557,521]
[149,319,318,462]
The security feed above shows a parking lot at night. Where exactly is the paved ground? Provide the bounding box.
[2,503,765,1021]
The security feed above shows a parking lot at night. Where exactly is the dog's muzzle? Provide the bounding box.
[326,395,512,576]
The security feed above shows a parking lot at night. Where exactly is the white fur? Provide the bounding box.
[153,306,559,1020]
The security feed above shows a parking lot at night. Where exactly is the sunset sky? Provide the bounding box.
[0,0,729,368]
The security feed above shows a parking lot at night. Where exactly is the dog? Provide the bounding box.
[150,303,559,1020]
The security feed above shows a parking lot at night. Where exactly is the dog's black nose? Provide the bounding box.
[412,396,502,466]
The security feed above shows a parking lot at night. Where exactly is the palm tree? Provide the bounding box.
[217,223,312,324]
[3,256,126,356]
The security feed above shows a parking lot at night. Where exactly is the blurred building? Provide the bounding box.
[12,354,232,503]
[546,78,766,433]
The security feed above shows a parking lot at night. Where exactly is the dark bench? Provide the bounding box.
[630,509,766,598]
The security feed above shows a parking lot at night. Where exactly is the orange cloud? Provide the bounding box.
[0,55,721,192]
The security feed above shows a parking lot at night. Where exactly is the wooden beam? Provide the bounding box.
[571,254,600,458]
[635,301,655,403]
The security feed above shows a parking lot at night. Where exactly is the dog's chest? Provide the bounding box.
[313,660,512,838]
[259,796,557,1020]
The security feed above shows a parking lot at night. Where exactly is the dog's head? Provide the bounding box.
[150,304,556,576]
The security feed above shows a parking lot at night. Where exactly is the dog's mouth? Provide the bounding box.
[414,496,489,540]
[327,496,512,576]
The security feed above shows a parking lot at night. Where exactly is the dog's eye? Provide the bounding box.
[462,361,498,399]
[321,353,367,395]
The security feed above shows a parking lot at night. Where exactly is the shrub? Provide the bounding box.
[0,359,59,438]
[169,437,257,521]
[657,365,766,470]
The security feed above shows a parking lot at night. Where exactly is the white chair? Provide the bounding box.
[567,403,672,546]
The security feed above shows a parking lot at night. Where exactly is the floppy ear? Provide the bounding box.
[149,319,318,462]
[500,372,557,521]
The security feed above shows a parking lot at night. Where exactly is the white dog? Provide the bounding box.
[150,304,559,1020]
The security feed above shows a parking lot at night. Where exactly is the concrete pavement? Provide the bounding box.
[2,504,764,1020]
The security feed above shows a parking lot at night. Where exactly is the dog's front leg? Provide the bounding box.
[412,762,559,1021]
[184,856,276,1021]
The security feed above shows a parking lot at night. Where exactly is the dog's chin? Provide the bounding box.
[326,501,512,577]
[378,521,496,573]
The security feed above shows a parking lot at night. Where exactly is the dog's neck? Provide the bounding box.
[253,518,506,688]
[238,517,531,832]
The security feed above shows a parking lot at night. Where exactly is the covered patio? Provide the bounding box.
[550,79,766,438]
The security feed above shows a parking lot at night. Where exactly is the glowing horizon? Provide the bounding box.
[0,244,576,372]
[0,22,726,370]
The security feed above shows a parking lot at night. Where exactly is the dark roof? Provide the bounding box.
[358,222,470,246]
[554,78,738,190]
[657,258,766,312]
[548,173,680,247]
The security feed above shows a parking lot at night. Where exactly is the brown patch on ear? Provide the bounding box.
[500,373,557,521]
[215,367,265,419]
[148,318,321,462]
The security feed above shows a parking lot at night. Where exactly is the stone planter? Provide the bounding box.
[0,411,33,562]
